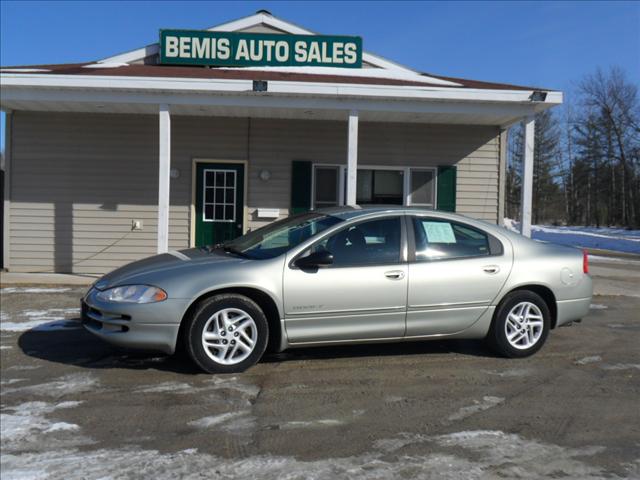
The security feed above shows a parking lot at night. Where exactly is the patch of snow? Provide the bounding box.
[0,378,26,386]
[589,304,608,310]
[281,419,344,429]
[0,68,52,73]
[7,365,40,371]
[3,373,98,397]
[601,363,640,371]
[502,219,640,254]
[1,428,609,480]
[1,308,81,332]
[448,396,504,421]
[136,382,194,394]
[188,410,249,429]
[1,401,90,452]
[0,287,72,294]
[83,62,129,68]
[575,355,602,365]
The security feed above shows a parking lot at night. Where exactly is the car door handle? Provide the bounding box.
[385,270,405,280]
[483,265,500,274]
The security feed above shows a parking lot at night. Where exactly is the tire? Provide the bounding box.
[487,290,551,358]
[184,294,269,374]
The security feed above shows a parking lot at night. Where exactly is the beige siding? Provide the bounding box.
[8,112,499,274]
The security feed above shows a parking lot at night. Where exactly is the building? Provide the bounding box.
[0,10,560,274]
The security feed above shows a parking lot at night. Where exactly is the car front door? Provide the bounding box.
[406,216,512,336]
[283,216,408,344]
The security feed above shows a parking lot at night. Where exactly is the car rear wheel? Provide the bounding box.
[184,294,268,373]
[487,290,550,358]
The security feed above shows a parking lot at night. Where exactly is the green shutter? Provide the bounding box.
[291,160,312,214]
[436,165,457,212]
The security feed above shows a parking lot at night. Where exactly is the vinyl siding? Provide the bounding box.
[8,112,499,274]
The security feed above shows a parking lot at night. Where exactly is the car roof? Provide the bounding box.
[315,205,521,240]
[316,205,467,221]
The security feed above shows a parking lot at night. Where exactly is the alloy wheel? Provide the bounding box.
[504,301,544,350]
[201,308,258,365]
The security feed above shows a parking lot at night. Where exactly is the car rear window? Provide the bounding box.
[412,217,494,261]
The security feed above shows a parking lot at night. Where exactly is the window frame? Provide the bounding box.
[312,164,344,209]
[311,164,437,209]
[202,168,237,223]
[290,214,409,269]
[407,215,504,263]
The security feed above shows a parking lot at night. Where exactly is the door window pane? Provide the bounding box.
[314,167,339,208]
[203,169,236,222]
[412,217,490,261]
[410,169,435,206]
[312,217,401,266]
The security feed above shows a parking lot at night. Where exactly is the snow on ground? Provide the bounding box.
[0,429,613,480]
[3,373,99,397]
[0,287,72,294]
[447,396,504,422]
[503,219,640,254]
[0,308,81,332]
[0,401,90,452]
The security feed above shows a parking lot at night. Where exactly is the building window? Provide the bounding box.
[312,165,438,209]
[202,169,236,222]
[357,169,404,205]
[313,165,341,208]
[408,168,436,207]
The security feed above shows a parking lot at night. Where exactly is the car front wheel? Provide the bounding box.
[487,291,551,358]
[184,294,268,373]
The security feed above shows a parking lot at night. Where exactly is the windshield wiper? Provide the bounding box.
[221,245,251,258]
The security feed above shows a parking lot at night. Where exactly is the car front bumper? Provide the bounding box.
[81,289,189,355]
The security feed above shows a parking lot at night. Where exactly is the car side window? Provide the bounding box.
[311,217,402,267]
[412,217,492,261]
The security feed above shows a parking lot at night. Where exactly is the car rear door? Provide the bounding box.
[406,215,512,336]
[283,215,408,344]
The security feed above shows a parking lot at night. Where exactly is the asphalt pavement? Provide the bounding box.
[0,260,638,479]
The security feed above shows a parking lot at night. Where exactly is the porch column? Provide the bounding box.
[520,115,535,237]
[346,110,359,206]
[157,104,171,253]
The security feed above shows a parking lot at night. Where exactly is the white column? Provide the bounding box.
[3,110,13,269]
[346,110,359,206]
[157,104,171,253]
[520,115,535,237]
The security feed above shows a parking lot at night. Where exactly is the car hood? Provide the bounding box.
[94,248,243,290]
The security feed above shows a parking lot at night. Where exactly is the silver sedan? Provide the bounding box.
[82,207,592,373]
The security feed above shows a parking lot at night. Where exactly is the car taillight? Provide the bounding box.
[583,250,589,274]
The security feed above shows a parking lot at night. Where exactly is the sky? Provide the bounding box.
[1,0,639,150]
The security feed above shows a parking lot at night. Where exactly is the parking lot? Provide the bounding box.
[1,259,639,479]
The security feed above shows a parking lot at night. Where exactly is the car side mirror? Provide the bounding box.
[295,250,334,269]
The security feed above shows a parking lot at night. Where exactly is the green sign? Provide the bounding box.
[159,29,362,68]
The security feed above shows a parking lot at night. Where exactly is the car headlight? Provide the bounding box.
[96,285,167,304]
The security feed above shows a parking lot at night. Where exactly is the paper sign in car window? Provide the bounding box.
[424,221,457,243]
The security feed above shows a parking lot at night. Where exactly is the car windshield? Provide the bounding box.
[221,212,344,260]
